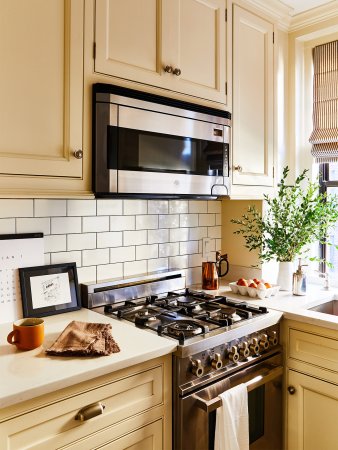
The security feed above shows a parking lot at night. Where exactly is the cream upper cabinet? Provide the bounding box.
[0,0,88,197]
[94,0,227,105]
[231,4,274,187]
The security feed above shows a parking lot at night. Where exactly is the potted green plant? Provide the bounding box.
[231,167,338,290]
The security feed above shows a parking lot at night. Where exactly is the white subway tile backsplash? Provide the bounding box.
[83,216,109,233]
[136,244,158,260]
[44,235,67,253]
[208,226,222,239]
[51,251,82,267]
[148,200,168,214]
[216,213,222,226]
[136,215,158,230]
[159,214,179,229]
[199,214,216,227]
[68,233,96,251]
[97,263,123,281]
[110,246,135,263]
[97,199,123,216]
[67,200,96,216]
[97,232,123,248]
[180,241,199,255]
[189,227,207,240]
[159,242,180,258]
[0,218,15,234]
[77,266,97,284]
[180,214,198,227]
[17,218,50,235]
[189,200,207,213]
[110,215,135,231]
[216,239,222,251]
[52,217,81,234]
[82,248,109,266]
[169,255,188,270]
[186,267,202,285]
[170,227,189,242]
[34,200,66,217]
[148,258,168,272]
[188,253,203,267]
[123,230,147,246]
[169,200,188,214]
[124,200,147,215]
[124,260,147,277]
[0,199,33,218]
[208,200,221,214]
[44,253,51,265]
[148,228,169,244]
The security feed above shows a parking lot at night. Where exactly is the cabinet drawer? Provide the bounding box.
[0,365,162,450]
[289,329,338,372]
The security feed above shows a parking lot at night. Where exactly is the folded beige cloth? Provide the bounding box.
[46,321,120,356]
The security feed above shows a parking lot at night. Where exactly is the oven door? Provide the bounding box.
[175,353,283,450]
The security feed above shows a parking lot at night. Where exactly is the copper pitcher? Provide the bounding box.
[202,251,229,290]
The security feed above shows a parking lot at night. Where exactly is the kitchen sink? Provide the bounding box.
[309,300,338,316]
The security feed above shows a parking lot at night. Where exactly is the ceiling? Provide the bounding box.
[281,0,336,15]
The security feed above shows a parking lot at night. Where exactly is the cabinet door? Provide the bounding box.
[0,0,84,178]
[162,0,226,104]
[232,5,274,186]
[95,0,226,104]
[287,369,338,450]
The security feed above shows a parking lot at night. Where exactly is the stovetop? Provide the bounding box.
[101,288,268,345]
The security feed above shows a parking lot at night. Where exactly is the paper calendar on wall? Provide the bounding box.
[0,233,44,324]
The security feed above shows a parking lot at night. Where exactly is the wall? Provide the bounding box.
[0,198,222,286]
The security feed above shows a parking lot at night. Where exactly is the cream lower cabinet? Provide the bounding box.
[0,355,171,450]
[283,320,338,450]
[0,0,90,197]
[231,3,274,189]
[94,0,227,105]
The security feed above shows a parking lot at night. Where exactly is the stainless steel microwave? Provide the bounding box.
[93,84,231,198]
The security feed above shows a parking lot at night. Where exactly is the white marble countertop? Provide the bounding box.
[195,281,338,331]
[0,309,177,409]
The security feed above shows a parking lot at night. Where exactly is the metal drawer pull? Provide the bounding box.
[193,365,283,413]
[288,386,296,395]
[234,165,242,172]
[75,402,105,421]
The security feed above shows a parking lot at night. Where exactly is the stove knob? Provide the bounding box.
[259,334,270,351]
[268,331,278,346]
[210,353,223,370]
[239,341,250,358]
[249,338,260,355]
[191,359,204,377]
[229,345,239,363]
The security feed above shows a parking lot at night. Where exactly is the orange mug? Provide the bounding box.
[7,318,44,350]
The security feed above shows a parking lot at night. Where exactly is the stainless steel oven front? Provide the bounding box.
[174,349,283,450]
[93,83,231,198]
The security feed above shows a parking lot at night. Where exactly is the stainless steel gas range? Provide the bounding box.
[82,270,283,450]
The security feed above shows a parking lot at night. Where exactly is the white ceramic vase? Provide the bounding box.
[277,261,294,291]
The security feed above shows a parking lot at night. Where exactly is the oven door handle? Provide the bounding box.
[192,364,283,413]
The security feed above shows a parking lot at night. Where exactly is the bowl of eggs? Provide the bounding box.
[229,278,280,299]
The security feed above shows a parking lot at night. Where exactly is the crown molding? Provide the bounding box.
[243,0,291,30]
[289,1,338,33]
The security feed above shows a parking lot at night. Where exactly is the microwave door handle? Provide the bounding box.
[192,364,283,414]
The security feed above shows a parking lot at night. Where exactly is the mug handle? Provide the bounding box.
[218,254,229,277]
[7,330,19,345]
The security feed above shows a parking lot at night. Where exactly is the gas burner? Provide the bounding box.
[176,297,199,306]
[134,309,159,326]
[184,303,205,314]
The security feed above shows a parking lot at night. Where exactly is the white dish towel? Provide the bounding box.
[214,383,249,450]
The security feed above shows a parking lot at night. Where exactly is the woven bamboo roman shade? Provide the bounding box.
[309,40,338,163]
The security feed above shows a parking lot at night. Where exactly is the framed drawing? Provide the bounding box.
[19,262,81,318]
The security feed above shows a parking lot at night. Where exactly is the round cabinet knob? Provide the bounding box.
[234,165,242,172]
[249,338,260,355]
[173,67,182,76]
[268,331,278,346]
[259,334,270,351]
[191,359,204,377]
[73,149,83,159]
[229,345,239,363]
[288,386,296,395]
[210,352,223,370]
[239,341,250,358]
[164,65,173,73]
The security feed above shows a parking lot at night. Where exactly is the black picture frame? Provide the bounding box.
[19,262,81,318]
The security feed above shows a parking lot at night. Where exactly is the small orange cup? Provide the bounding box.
[7,318,44,351]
